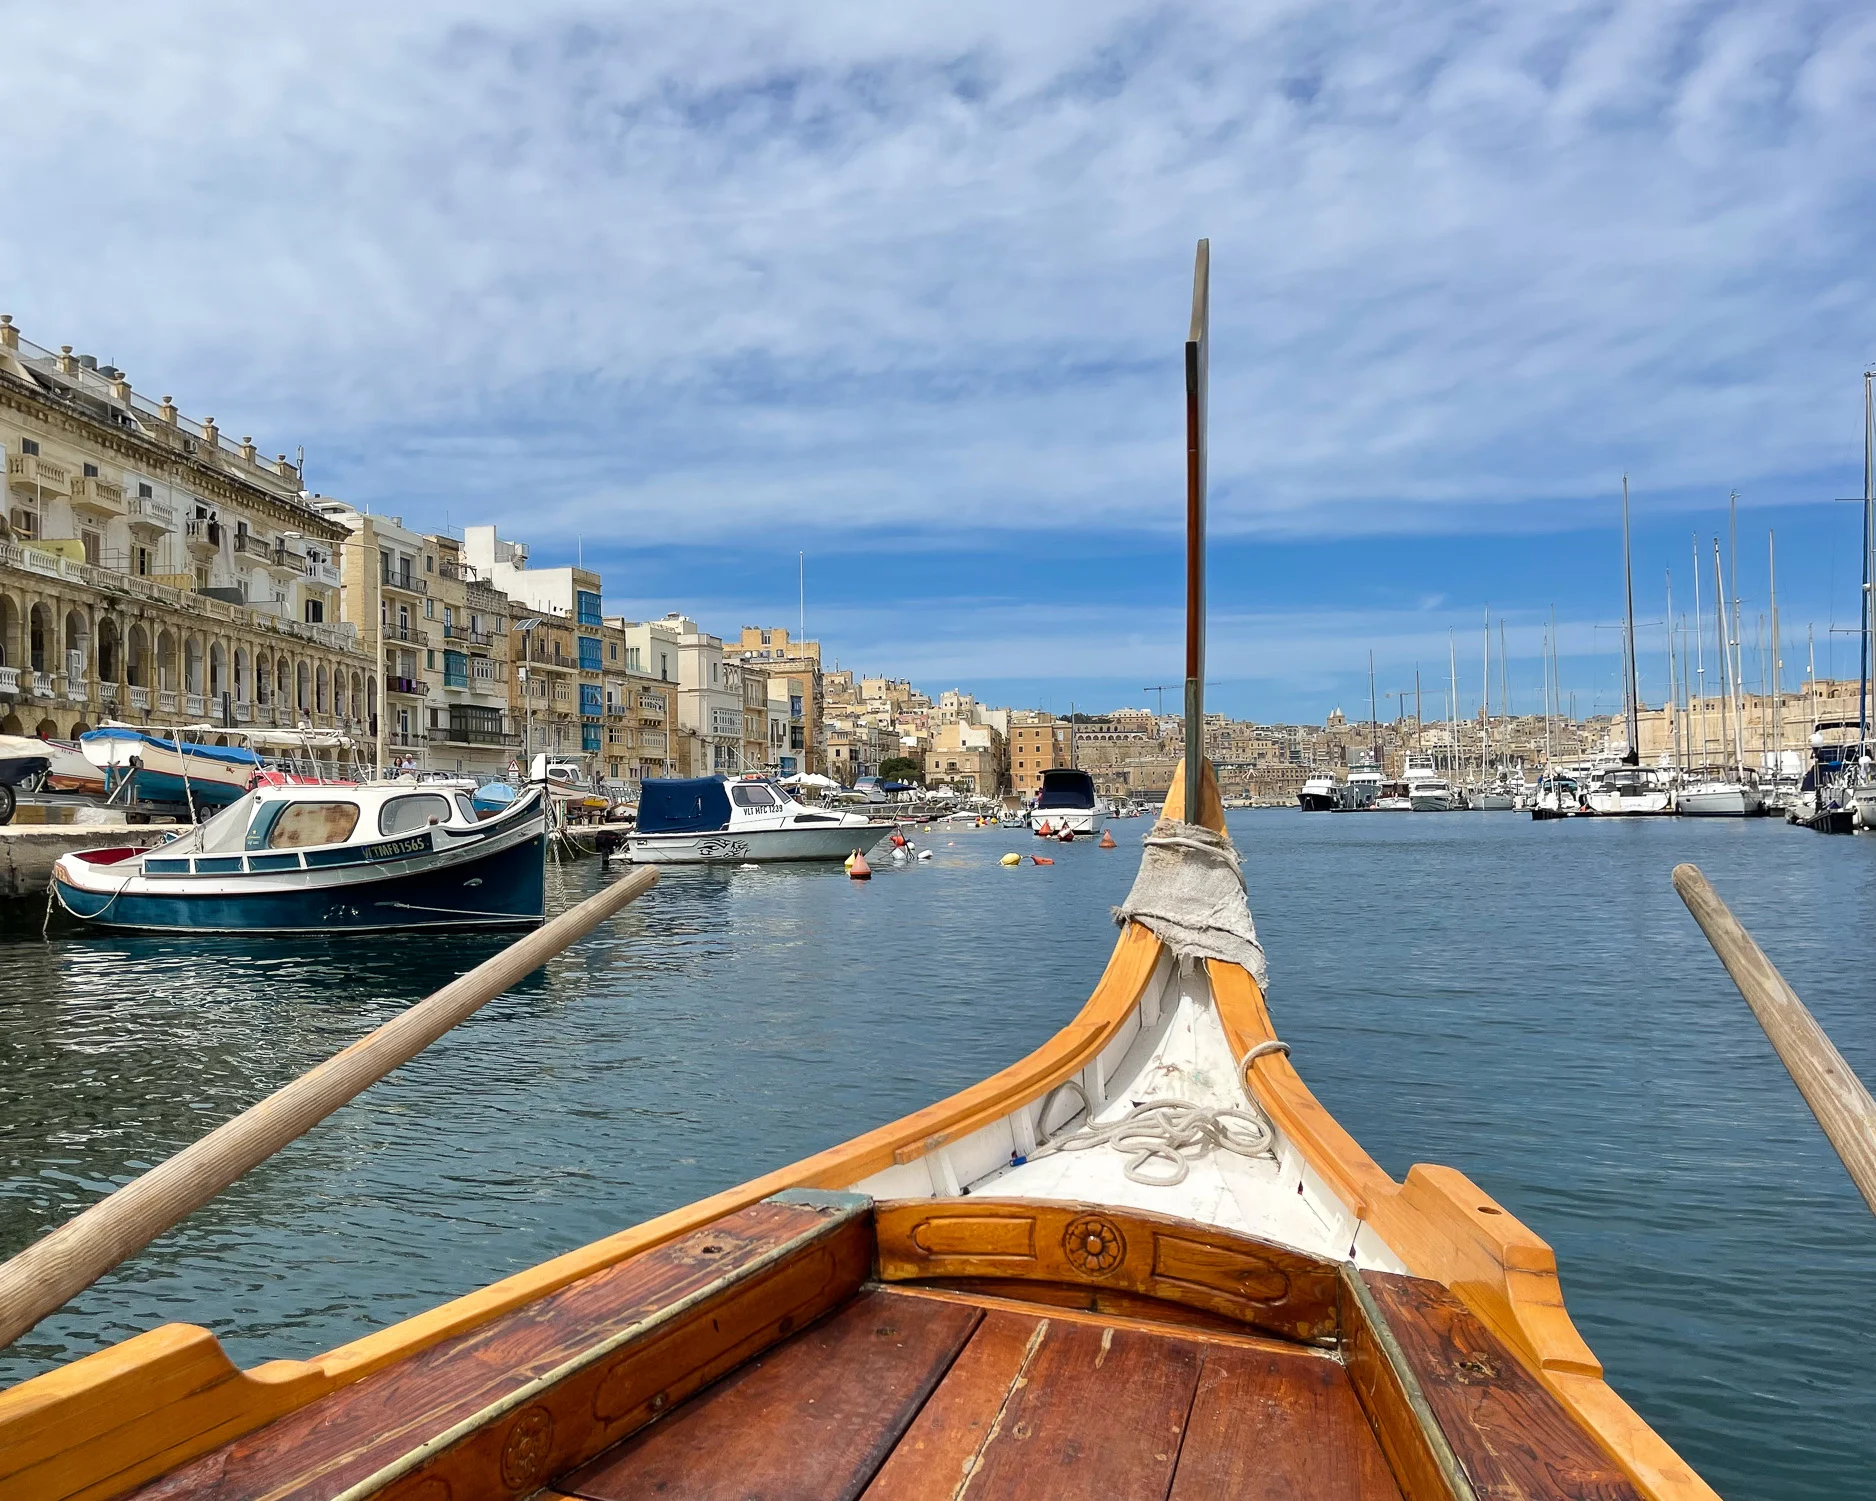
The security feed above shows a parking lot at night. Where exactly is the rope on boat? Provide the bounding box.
[1237,1038,1291,1084]
[1030,1094,1277,1187]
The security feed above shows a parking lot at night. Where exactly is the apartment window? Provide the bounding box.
[425,650,437,670]
[424,598,435,619]
[138,482,153,499]
[194,566,210,591]
[580,684,603,717]
[576,590,602,628]
[710,663,719,685]
[8,508,35,539]
[80,530,100,565]
[304,598,324,623]
[82,462,99,478]
[659,652,669,680]
[609,642,618,661]
[443,605,454,631]
[19,438,38,456]
[626,646,641,671]
[425,555,435,573]
[134,546,151,577]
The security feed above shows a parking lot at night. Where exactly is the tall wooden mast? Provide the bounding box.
[1183,239,1210,823]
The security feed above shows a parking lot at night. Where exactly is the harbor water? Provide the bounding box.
[1,812,1871,1499]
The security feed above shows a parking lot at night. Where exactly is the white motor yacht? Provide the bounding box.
[625,774,895,863]
[1032,768,1105,835]
[1297,774,1342,812]
[1402,753,1455,811]
[1342,764,1382,810]
[1583,763,1673,817]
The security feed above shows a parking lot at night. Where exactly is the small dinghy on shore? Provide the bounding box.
[625,773,894,863]
[80,724,260,809]
[52,781,546,933]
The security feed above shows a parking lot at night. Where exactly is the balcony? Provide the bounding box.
[129,685,150,711]
[126,494,174,536]
[98,681,118,706]
[0,667,16,695]
[442,626,494,647]
[30,671,53,697]
[386,676,428,697]
[234,699,252,723]
[380,568,427,596]
[69,476,125,518]
[438,723,522,748]
[386,730,427,749]
[442,671,470,690]
[7,454,70,494]
[304,559,340,587]
[185,693,207,717]
[383,621,428,647]
[158,689,179,714]
[184,519,221,555]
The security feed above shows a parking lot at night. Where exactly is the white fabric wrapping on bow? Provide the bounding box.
[1112,817,1269,987]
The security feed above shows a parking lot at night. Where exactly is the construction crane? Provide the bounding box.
[1144,685,1179,715]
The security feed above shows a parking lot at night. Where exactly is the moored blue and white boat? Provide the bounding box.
[1033,768,1104,835]
[625,774,894,863]
[52,782,546,933]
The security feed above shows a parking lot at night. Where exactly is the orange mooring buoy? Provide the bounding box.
[1031,855,1054,865]
[1099,829,1117,848]
[890,832,907,847]
[848,849,872,880]
[1036,820,1052,837]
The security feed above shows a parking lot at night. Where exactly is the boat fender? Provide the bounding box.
[917,850,932,861]
[848,850,872,880]
[999,852,1021,866]
[1098,830,1117,848]
[891,848,908,863]
[1031,855,1054,865]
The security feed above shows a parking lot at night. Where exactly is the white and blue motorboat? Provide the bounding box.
[80,725,261,808]
[52,782,546,933]
[625,774,894,863]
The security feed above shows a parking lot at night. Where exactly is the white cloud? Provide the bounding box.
[2,0,1871,550]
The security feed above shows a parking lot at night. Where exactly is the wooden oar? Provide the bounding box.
[1673,862,1876,1214]
[0,864,658,1350]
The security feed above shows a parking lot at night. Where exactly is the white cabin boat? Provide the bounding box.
[52,782,546,933]
[625,775,894,863]
[1583,764,1674,817]
[1676,779,1763,817]
[1296,774,1341,812]
[1032,768,1105,835]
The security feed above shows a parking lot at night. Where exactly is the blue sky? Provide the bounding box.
[4,2,1874,723]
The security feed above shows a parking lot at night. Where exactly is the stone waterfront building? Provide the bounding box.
[0,317,370,747]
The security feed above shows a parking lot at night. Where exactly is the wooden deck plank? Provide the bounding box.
[868,1311,1201,1499]
[861,1310,1046,1500]
[563,1290,980,1501]
[1168,1343,1403,1501]
[1361,1272,1646,1501]
[121,1200,863,1501]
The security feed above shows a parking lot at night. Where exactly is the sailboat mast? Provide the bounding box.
[1499,619,1511,721]
[1620,476,1641,765]
[1665,569,1679,775]
[1728,491,1745,775]
[1183,239,1209,824]
[1862,371,1873,753]
[1481,608,1490,776]
[1448,633,1459,778]
[1769,531,1780,787]
[1691,535,1707,768]
[1713,539,1734,778]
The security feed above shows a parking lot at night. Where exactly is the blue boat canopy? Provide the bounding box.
[1035,768,1097,811]
[636,777,731,835]
[80,726,260,766]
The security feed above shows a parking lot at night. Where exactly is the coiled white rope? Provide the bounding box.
[1030,1087,1278,1187]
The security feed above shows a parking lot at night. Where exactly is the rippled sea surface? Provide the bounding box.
[2,812,1872,1498]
